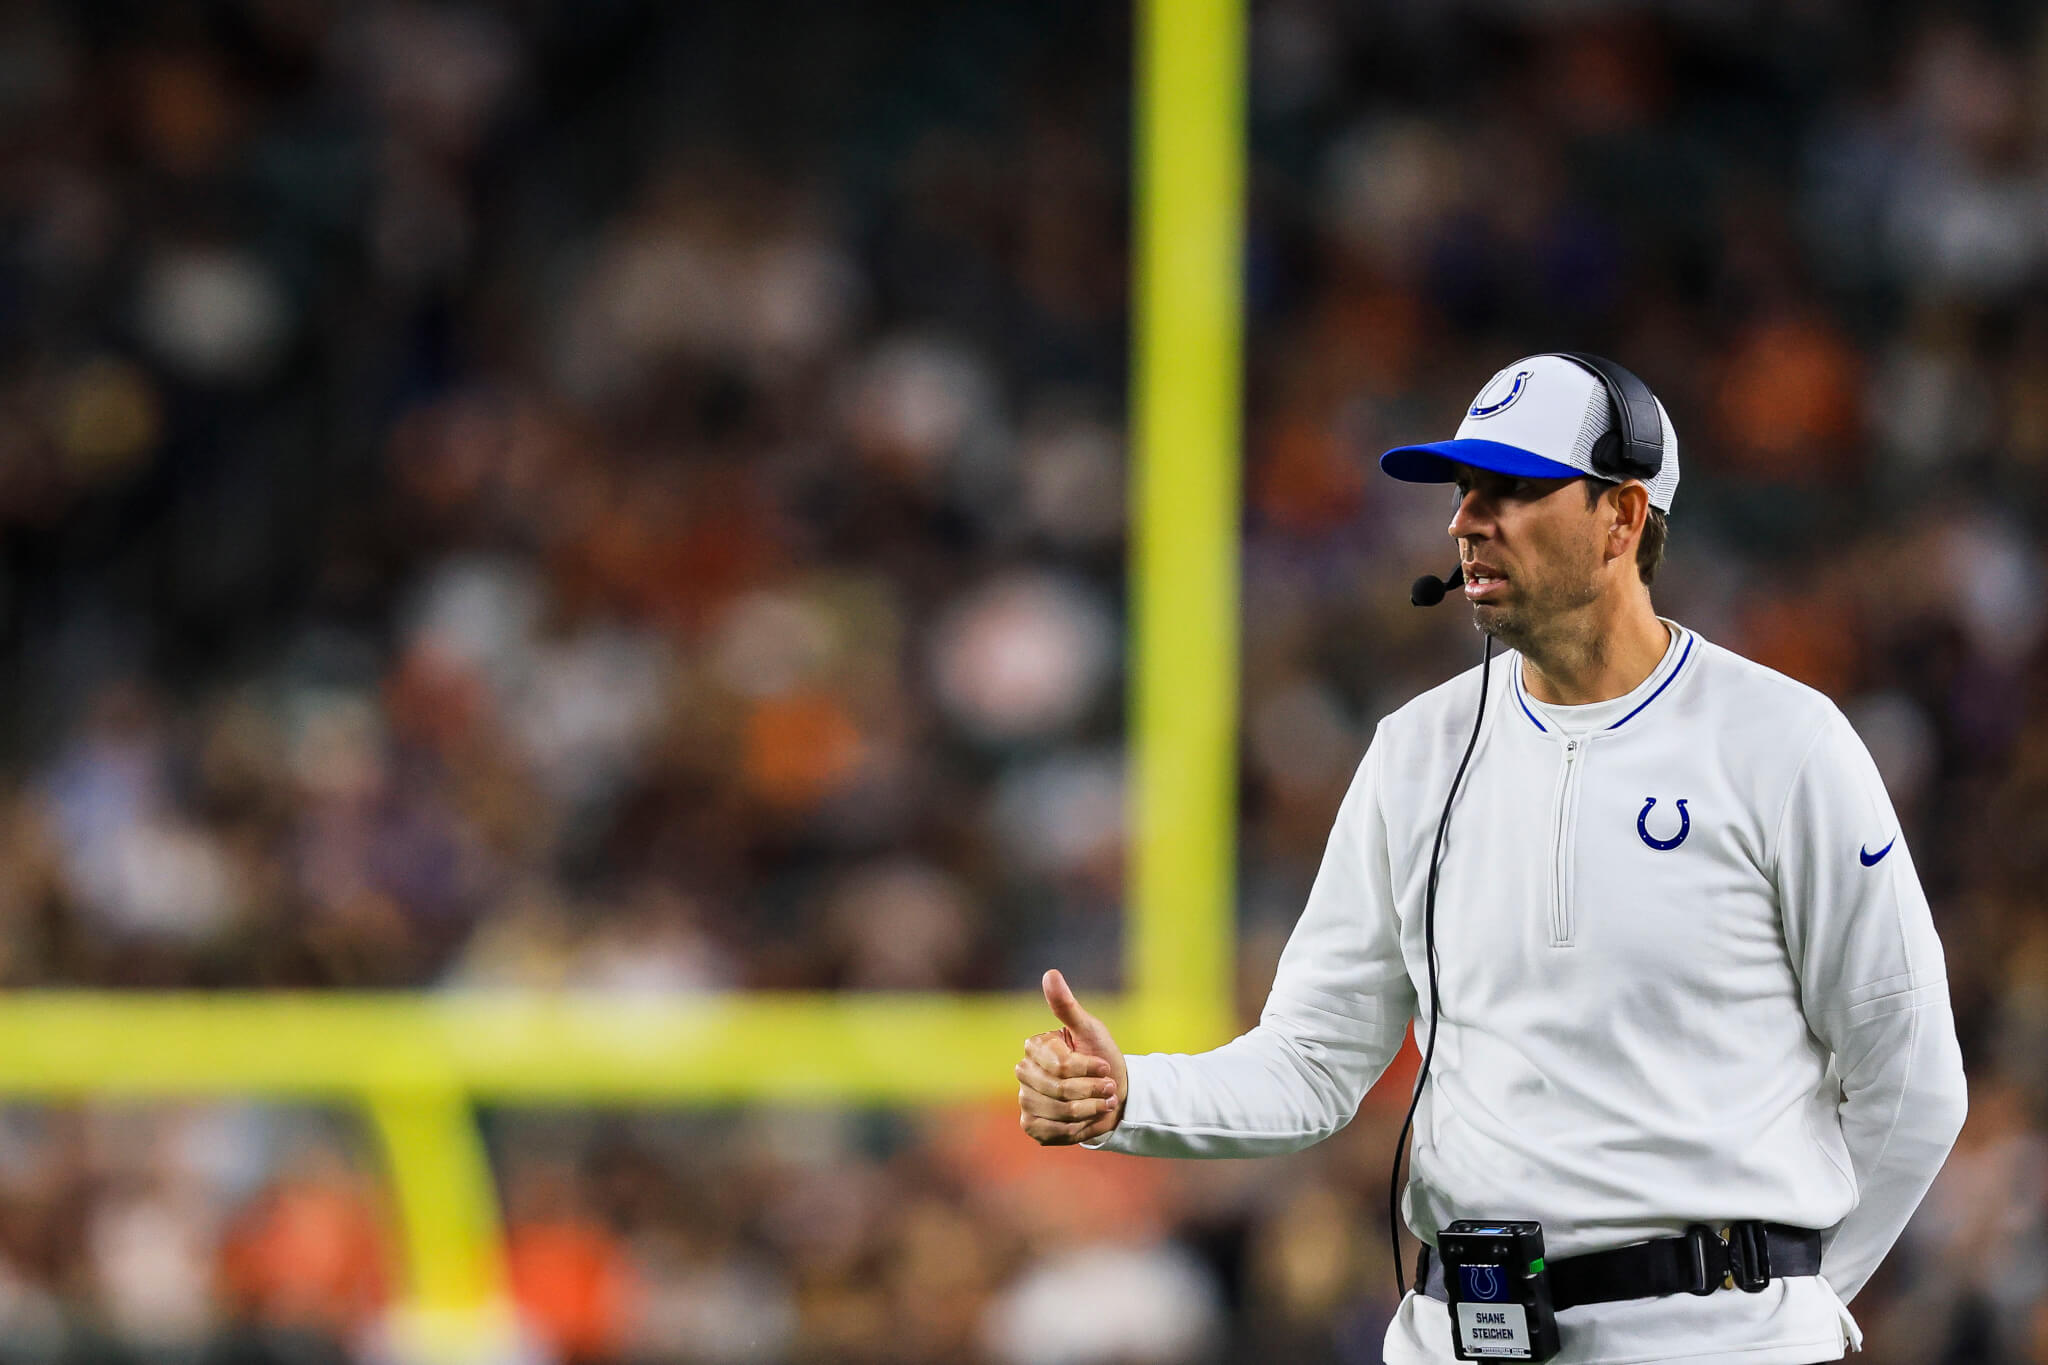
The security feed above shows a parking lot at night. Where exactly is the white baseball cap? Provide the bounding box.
[1379,354,1680,512]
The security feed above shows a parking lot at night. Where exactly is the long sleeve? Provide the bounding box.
[1090,731,1418,1158]
[1774,706,1968,1302]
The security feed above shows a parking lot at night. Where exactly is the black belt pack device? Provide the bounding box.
[1439,1220,1562,1361]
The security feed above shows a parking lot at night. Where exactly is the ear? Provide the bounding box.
[1604,481,1650,570]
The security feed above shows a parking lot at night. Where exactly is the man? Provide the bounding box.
[1014,354,1968,1365]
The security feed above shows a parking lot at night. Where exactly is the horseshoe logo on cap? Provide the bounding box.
[1468,370,1531,419]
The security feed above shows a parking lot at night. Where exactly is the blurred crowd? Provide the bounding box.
[0,0,2045,1360]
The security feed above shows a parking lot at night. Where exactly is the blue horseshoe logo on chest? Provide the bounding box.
[1638,797,1690,851]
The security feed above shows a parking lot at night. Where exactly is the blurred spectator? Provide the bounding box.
[503,1155,633,1364]
[218,1137,390,1341]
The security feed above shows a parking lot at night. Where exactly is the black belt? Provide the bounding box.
[1418,1222,1824,1311]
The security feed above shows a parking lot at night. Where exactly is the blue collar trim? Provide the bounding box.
[1510,630,1694,736]
[1512,670,1548,733]
[1606,633,1694,731]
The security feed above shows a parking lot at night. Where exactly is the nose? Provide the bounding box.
[1448,486,1492,543]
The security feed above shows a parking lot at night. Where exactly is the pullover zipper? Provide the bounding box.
[1550,739,1583,945]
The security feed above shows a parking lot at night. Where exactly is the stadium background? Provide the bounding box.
[0,0,2043,1362]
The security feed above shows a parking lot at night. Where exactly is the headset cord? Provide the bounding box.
[1389,635,1494,1299]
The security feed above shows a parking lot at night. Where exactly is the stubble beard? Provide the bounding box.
[1467,571,1602,663]
[1471,601,1529,650]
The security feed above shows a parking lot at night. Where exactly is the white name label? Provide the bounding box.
[1455,1301,1533,1359]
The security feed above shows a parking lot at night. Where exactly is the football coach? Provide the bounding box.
[1014,354,1968,1364]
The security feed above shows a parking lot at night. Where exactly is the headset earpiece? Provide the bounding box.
[1546,351,1664,484]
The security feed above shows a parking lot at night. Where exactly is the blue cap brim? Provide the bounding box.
[1379,439,1582,485]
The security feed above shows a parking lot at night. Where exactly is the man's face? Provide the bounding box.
[1447,465,1612,648]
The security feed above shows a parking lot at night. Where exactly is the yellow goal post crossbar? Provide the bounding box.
[0,2,1246,1359]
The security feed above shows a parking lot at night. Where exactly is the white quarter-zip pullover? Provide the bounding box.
[1092,624,1967,1365]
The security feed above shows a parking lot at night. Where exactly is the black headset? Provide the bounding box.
[1545,351,1666,484]
[1389,353,1666,1299]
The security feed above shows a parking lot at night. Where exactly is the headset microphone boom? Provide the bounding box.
[1411,566,1464,607]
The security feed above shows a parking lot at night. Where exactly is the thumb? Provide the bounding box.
[1042,969,1109,1048]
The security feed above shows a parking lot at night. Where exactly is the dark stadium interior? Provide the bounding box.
[0,0,2042,1361]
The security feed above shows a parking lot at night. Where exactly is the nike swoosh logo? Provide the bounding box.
[1860,837,1897,867]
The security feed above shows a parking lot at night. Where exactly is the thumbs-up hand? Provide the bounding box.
[1016,969,1129,1146]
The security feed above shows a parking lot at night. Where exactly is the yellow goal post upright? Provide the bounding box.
[0,1,1248,1359]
